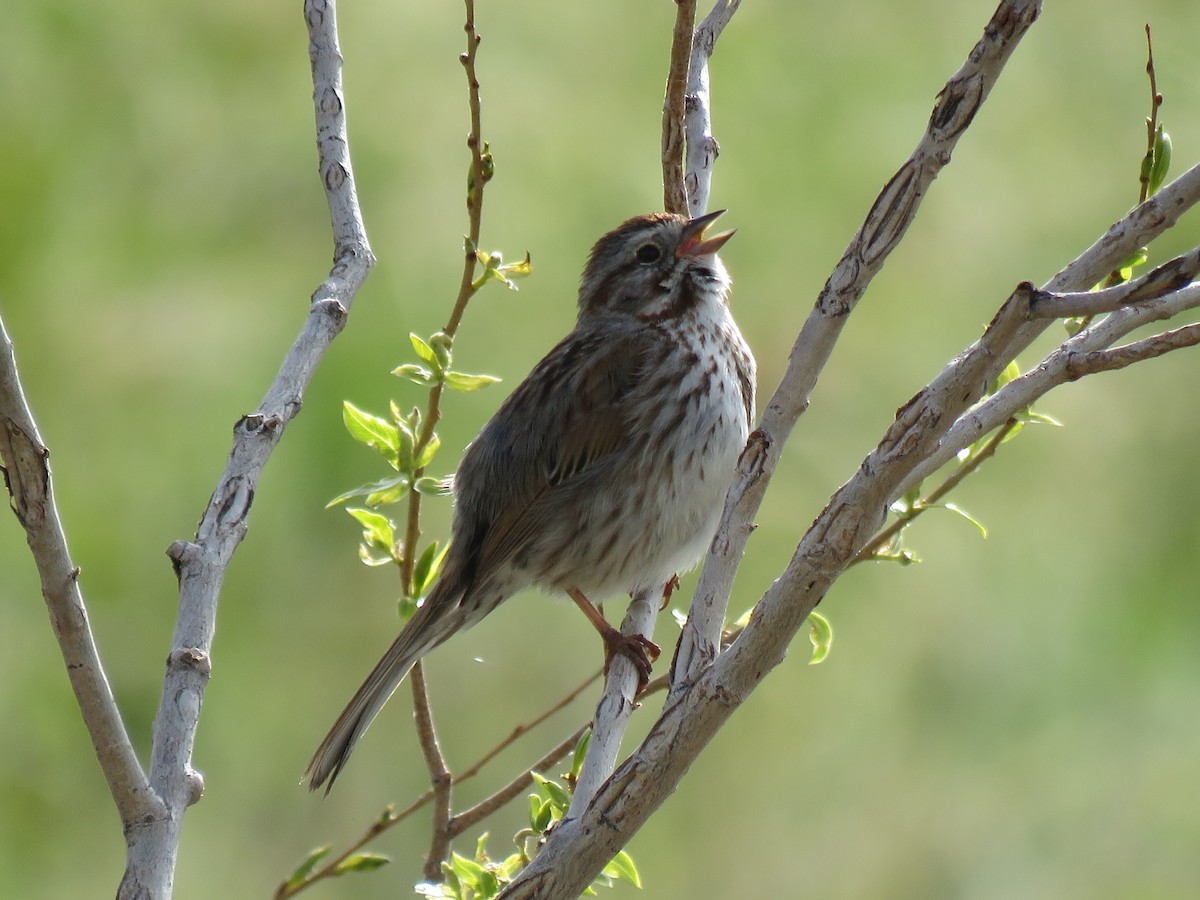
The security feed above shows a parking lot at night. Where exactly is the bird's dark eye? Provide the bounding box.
[634,243,662,264]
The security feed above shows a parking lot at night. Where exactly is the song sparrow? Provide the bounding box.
[306,209,756,791]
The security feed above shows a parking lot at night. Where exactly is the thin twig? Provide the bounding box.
[412,662,453,880]
[273,803,401,900]
[451,727,589,836]
[1140,24,1162,205]
[405,0,489,876]
[662,0,697,213]
[452,672,671,836]
[401,0,489,597]
[851,418,1020,565]
[277,671,604,898]
[458,670,602,782]
[1100,23,1164,292]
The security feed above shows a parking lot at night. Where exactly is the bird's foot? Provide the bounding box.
[600,625,660,692]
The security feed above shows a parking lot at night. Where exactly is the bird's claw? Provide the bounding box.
[602,629,660,692]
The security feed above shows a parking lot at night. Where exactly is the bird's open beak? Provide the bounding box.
[677,208,735,258]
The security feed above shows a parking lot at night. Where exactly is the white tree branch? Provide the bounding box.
[0,316,161,827]
[672,0,1045,698]
[567,588,658,816]
[110,1,375,897]
[684,0,741,217]
[1031,247,1200,319]
[896,277,1200,500]
[887,157,1200,500]
[1065,321,1200,376]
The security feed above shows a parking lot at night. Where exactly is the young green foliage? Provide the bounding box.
[282,847,333,894]
[327,329,501,606]
[393,331,503,393]
[413,774,643,900]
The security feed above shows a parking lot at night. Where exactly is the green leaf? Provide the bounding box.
[342,401,399,455]
[478,870,499,898]
[989,360,1021,394]
[570,728,591,781]
[494,850,524,880]
[474,250,532,292]
[326,475,410,508]
[996,419,1026,445]
[496,252,533,287]
[392,363,435,386]
[531,797,553,832]
[332,852,390,875]
[284,846,332,890]
[1149,127,1172,196]
[413,540,450,597]
[415,433,442,470]
[357,543,395,567]
[396,400,415,429]
[441,862,463,899]
[367,478,412,507]
[397,595,419,621]
[1020,409,1062,428]
[473,832,490,863]
[410,333,438,367]
[602,850,643,889]
[443,370,502,392]
[1121,247,1150,271]
[540,778,571,810]
[450,852,488,889]
[807,610,834,665]
[346,507,394,551]
[414,475,452,496]
[938,501,988,538]
[394,422,415,477]
[873,545,921,566]
[729,605,753,631]
[429,332,454,370]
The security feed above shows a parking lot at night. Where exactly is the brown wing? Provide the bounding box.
[449,324,663,588]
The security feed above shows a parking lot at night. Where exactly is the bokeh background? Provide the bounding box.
[3,1,1200,898]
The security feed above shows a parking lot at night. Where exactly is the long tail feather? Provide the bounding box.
[304,580,467,793]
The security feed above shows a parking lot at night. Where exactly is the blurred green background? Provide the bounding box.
[3,1,1200,897]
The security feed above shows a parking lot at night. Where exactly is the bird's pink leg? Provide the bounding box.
[567,587,660,689]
